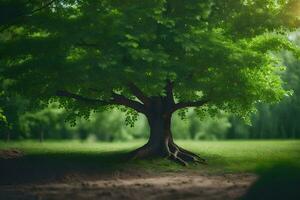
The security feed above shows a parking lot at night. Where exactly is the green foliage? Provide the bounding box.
[3,100,232,141]
[172,110,231,140]
[228,33,300,139]
[191,113,231,140]
[73,109,149,141]
[1,0,299,126]
[16,103,149,141]
[0,108,7,126]
[19,103,70,140]
[0,93,7,128]
[0,84,29,139]
[0,1,299,143]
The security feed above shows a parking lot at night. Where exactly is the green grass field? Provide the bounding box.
[1,140,300,174]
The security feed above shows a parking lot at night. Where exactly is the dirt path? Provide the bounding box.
[0,172,256,200]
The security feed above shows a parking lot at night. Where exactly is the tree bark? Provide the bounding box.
[129,97,206,166]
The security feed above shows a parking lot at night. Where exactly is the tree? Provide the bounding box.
[0,79,29,141]
[228,35,300,139]
[19,103,67,142]
[0,107,9,141]
[1,0,300,165]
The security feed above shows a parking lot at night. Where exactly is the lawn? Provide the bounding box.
[1,140,299,176]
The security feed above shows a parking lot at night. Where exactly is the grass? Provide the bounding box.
[0,140,300,184]
[179,140,300,173]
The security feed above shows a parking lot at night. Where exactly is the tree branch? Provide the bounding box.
[165,79,175,104]
[75,39,100,48]
[56,90,146,114]
[28,0,57,15]
[127,82,150,106]
[111,92,146,113]
[56,90,111,106]
[0,0,57,33]
[172,99,209,112]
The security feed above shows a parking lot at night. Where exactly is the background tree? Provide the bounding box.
[1,0,300,165]
[228,33,300,139]
[19,103,68,142]
[0,79,29,141]
[0,107,9,141]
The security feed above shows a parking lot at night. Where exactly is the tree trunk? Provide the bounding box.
[39,131,44,143]
[6,131,10,142]
[146,110,173,157]
[57,81,208,165]
[129,97,206,166]
[58,80,207,165]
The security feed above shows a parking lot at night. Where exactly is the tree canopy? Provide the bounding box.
[1,0,300,124]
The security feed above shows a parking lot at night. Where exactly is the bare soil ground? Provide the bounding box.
[0,149,23,159]
[0,171,256,200]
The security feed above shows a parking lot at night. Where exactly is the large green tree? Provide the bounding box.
[1,0,300,165]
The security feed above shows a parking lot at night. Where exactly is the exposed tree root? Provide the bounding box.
[174,143,207,164]
[129,140,207,166]
[167,141,207,166]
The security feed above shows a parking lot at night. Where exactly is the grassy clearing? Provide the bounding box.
[0,140,300,184]
[179,140,300,173]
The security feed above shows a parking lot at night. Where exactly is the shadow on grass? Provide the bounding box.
[242,164,300,200]
[0,151,130,185]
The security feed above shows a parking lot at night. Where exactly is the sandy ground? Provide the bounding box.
[0,172,256,200]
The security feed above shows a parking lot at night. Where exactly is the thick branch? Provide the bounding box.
[56,90,146,113]
[165,80,175,104]
[111,93,146,113]
[172,99,209,112]
[127,82,150,106]
[56,90,110,105]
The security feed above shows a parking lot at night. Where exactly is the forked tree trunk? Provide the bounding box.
[130,97,206,166]
[56,81,207,165]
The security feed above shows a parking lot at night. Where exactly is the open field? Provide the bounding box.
[1,140,300,173]
[1,140,300,199]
